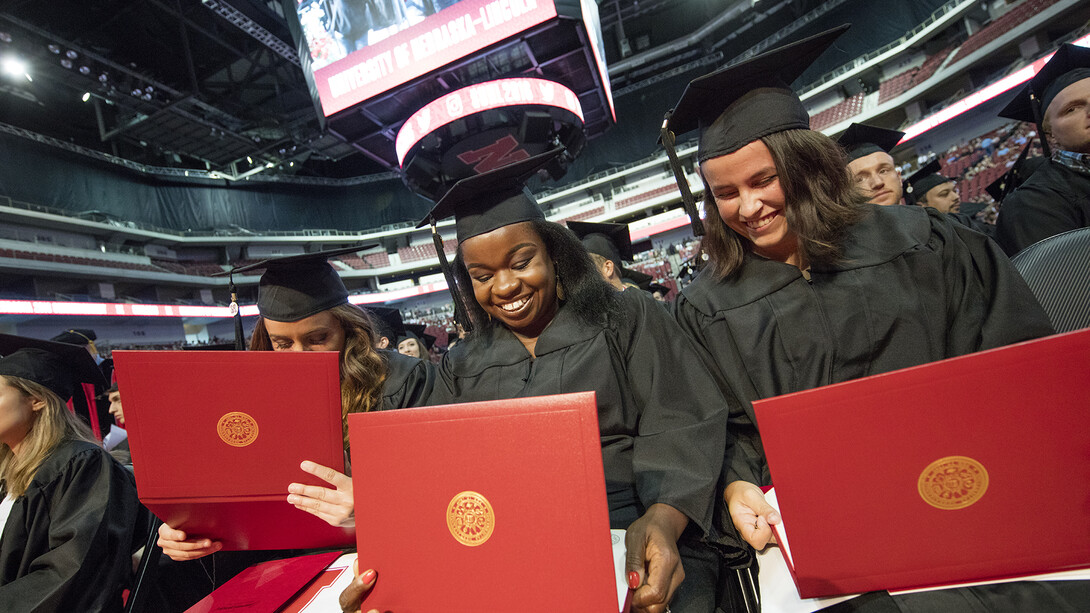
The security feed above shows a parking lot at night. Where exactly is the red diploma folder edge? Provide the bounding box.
[755,329,1090,598]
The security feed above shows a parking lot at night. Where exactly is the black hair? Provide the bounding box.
[451,218,626,336]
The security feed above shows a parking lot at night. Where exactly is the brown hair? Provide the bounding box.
[0,376,97,497]
[250,303,386,449]
[700,129,871,279]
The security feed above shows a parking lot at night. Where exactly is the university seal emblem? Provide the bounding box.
[918,455,988,510]
[446,491,495,546]
[217,411,259,447]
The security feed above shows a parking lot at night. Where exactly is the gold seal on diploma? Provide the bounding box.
[918,455,988,510]
[217,411,259,447]
[446,491,495,546]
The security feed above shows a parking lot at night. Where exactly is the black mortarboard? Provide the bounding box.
[366,306,406,343]
[50,328,97,346]
[397,324,435,351]
[219,246,365,323]
[904,160,952,204]
[416,148,564,243]
[660,24,849,234]
[567,221,634,268]
[837,123,905,161]
[0,334,108,401]
[664,25,850,162]
[999,44,1090,125]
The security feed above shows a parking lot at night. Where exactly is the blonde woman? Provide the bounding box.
[0,335,140,612]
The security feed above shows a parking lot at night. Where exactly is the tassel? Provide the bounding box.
[661,112,704,236]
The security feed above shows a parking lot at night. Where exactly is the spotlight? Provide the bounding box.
[132,88,142,96]
[142,93,152,100]
[289,161,295,167]
[78,65,90,75]
[2,56,28,79]
[265,162,275,168]
[66,50,78,59]
[144,85,153,93]
[47,44,60,54]
[246,156,253,164]
[60,59,72,69]
[81,92,90,102]
[184,170,189,176]
[0,33,11,44]
[99,73,108,83]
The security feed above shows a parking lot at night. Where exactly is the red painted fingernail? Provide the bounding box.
[360,568,376,583]
[628,571,640,589]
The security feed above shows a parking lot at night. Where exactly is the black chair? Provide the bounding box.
[1011,227,1090,333]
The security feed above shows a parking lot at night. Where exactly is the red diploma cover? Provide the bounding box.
[184,551,342,612]
[754,328,1090,598]
[346,392,620,612]
[114,350,355,550]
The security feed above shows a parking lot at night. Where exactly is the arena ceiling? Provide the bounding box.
[0,0,829,186]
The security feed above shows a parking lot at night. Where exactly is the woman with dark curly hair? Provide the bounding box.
[660,26,1075,611]
[337,150,733,613]
[156,248,433,562]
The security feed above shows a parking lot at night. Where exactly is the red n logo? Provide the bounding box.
[457,135,530,173]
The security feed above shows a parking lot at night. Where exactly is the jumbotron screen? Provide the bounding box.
[291,0,561,116]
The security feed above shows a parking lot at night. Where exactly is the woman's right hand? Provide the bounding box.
[725,480,781,550]
[338,560,380,613]
[156,522,222,561]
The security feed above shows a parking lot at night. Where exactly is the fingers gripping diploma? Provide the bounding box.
[156,522,222,562]
[287,460,355,528]
[725,480,781,550]
[338,558,380,613]
[624,503,689,613]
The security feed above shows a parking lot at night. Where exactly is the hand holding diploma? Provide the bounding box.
[156,522,222,561]
[624,503,689,613]
[287,460,355,527]
[725,480,781,550]
[338,558,381,613]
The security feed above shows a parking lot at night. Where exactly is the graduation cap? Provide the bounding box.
[904,159,952,205]
[397,324,435,352]
[567,221,634,268]
[660,24,851,234]
[999,43,1090,156]
[366,305,407,344]
[416,148,563,242]
[0,334,108,401]
[416,148,565,332]
[50,328,97,347]
[219,246,365,324]
[837,123,905,161]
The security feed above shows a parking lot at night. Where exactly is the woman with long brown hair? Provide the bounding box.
[156,249,433,561]
[662,26,1078,611]
[0,334,141,611]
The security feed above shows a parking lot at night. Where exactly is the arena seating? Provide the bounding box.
[397,239,457,263]
[1,247,167,273]
[614,185,677,209]
[150,260,227,276]
[949,0,1059,65]
[560,206,606,223]
[810,92,865,131]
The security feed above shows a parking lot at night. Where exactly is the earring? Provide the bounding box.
[555,265,566,301]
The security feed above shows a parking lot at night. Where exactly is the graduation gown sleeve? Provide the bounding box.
[995,160,1090,256]
[615,289,730,537]
[0,439,139,613]
[379,349,436,410]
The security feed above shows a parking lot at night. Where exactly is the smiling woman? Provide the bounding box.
[661,25,1071,612]
[347,149,737,613]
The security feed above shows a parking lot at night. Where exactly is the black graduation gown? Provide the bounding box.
[430,288,729,536]
[0,439,140,613]
[378,348,436,411]
[674,204,1081,611]
[995,158,1090,256]
[946,211,996,238]
[674,203,1052,487]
